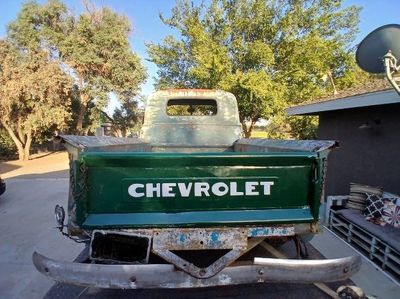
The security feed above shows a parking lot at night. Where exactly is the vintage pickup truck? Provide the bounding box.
[33,89,360,289]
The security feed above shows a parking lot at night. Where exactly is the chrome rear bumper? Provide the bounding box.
[33,252,361,289]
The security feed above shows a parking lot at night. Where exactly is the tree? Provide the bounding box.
[288,116,318,140]
[8,0,147,134]
[112,100,144,137]
[148,0,365,138]
[0,40,71,161]
[101,98,144,137]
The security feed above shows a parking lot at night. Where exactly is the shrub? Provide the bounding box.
[0,128,17,159]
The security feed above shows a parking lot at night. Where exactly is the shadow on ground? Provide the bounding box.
[0,151,68,179]
[29,151,62,160]
[0,163,21,175]
[6,170,68,180]
[44,282,342,299]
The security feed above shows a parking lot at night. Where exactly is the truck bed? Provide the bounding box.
[61,136,334,229]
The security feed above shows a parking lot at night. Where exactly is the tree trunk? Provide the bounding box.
[76,102,87,135]
[17,147,26,161]
[23,131,32,161]
[243,127,251,138]
[2,122,29,161]
[75,79,90,135]
[241,120,256,138]
[121,128,127,138]
[114,128,123,138]
[17,120,26,144]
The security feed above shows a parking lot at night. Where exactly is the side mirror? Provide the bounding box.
[356,24,400,94]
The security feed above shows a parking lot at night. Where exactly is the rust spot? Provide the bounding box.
[44,267,49,273]
[199,269,206,277]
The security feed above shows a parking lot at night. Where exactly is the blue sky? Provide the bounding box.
[0,0,399,111]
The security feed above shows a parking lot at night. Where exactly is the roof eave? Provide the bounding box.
[287,88,399,116]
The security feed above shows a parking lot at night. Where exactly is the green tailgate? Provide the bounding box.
[74,152,323,228]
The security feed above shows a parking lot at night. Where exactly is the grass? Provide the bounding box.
[250,130,268,138]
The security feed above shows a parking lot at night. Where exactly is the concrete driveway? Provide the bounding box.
[0,153,83,299]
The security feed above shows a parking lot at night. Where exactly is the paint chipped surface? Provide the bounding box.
[249,226,294,237]
[150,226,294,278]
[153,228,246,250]
[152,225,293,251]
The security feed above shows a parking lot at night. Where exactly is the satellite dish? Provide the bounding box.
[356,24,400,74]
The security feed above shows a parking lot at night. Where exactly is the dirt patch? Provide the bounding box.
[0,151,69,179]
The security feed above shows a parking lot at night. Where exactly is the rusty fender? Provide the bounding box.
[33,252,361,289]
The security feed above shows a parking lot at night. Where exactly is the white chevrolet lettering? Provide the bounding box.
[178,183,192,197]
[194,182,210,197]
[230,182,244,196]
[128,184,145,197]
[211,182,229,196]
[260,181,274,195]
[245,182,259,196]
[162,183,176,197]
[146,183,161,197]
[128,180,275,198]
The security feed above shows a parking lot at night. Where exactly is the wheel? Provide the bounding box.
[337,285,366,299]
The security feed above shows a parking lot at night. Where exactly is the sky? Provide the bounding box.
[0,0,399,112]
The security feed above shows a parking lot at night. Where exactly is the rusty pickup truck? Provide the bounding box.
[33,89,360,289]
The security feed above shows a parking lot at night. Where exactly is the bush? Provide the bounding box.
[0,128,17,159]
[288,116,318,140]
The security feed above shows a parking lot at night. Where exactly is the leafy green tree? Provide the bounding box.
[8,0,147,134]
[0,40,71,161]
[288,116,319,140]
[112,100,144,137]
[148,0,365,138]
[101,98,144,137]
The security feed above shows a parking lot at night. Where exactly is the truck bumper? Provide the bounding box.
[33,252,361,289]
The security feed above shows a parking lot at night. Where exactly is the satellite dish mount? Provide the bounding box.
[383,51,400,94]
[356,24,400,95]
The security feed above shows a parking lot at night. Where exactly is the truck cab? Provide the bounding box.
[141,89,241,148]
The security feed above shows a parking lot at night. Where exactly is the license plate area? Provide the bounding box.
[90,231,151,264]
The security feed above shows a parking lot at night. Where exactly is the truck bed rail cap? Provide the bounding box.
[58,135,148,150]
[235,139,338,153]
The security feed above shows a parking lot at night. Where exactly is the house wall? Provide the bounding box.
[317,103,400,196]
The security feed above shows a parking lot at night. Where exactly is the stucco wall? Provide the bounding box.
[317,103,400,196]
